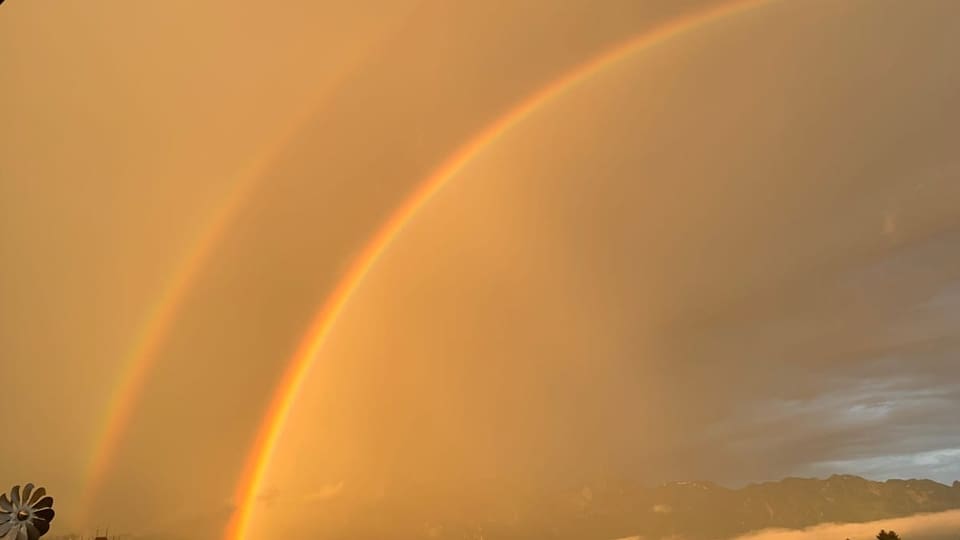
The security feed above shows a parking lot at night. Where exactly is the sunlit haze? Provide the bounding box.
[2,1,959,539]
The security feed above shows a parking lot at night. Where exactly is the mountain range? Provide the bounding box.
[375,475,960,540]
[48,475,960,540]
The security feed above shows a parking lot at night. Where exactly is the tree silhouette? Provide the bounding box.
[877,530,901,540]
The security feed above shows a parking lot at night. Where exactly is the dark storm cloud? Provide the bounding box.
[662,227,960,485]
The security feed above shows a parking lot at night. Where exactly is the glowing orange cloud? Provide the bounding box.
[224,1,780,539]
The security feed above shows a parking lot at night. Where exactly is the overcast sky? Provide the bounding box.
[2,0,960,538]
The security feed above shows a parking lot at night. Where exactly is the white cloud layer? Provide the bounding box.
[733,509,960,540]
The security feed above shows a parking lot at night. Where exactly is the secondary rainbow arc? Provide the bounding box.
[79,96,346,522]
[77,12,418,519]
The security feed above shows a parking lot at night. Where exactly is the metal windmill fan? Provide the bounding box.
[0,484,55,540]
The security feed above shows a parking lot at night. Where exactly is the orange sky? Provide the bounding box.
[2,1,960,539]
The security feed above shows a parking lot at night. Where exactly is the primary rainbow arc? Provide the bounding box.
[224,1,780,539]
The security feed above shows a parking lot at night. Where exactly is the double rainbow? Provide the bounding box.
[74,0,779,535]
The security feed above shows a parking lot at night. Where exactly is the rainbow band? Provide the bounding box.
[225,0,778,538]
[80,146,277,518]
[80,96,340,521]
[79,11,416,516]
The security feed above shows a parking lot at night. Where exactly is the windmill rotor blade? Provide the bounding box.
[32,510,52,522]
[17,489,31,509]
[26,490,44,507]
